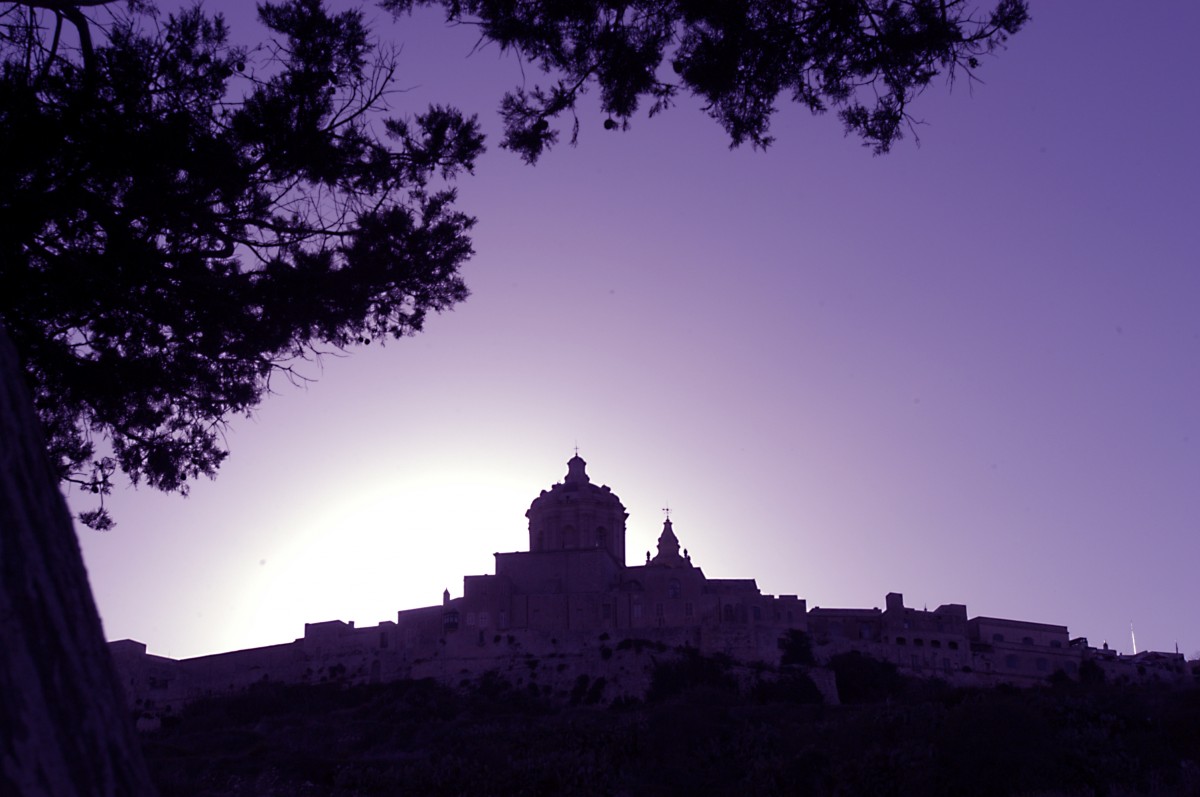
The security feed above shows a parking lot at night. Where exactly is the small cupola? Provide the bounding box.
[565,454,590,484]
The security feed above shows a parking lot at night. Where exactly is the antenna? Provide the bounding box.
[1130,621,1137,655]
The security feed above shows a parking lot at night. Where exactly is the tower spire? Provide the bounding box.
[649,510,687,566]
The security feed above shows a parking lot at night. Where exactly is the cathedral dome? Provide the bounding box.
[526,455,628,564]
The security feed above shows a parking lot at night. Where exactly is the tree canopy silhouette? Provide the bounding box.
[386,0,1029,163]
[1,0,1027,529]
[0,0,484,527]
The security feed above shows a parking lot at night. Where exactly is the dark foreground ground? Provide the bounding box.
[142,654,1200,797]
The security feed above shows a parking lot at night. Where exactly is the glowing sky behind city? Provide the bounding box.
[74,1,1199,662]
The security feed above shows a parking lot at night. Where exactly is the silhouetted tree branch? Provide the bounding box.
[1,0,484,528]
[385,0,1028,162]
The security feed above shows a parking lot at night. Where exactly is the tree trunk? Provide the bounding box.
[0,326,156,796]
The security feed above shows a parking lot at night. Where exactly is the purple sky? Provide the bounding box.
[75,2,1200,661]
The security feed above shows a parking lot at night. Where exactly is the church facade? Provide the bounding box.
[109,456,1190,722]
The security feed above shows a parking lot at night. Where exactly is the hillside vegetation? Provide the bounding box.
[143,652,1200,797]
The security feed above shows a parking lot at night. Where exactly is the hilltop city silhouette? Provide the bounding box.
[111,455,1189,723]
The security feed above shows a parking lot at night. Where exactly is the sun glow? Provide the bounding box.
[226,465,535,652]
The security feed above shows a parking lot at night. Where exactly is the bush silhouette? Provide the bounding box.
[829,651,907,704]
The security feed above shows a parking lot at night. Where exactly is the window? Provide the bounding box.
[1050,640,1062,649]
[479,611,489,627]
[655,602,664,617]
[1036,658,1048,672]
[632,603,643,620]
[896,636,907,646]
[379,632,389,649]
[602,603,612,620]
[948,641,959,650]
[992,633,1005,643]
[723,605,735,622]
[1023,636,1034,645]
[1005,654,1019,668]
[685,602,694,618]
[563,525,578,549]
[911,655,921,669]
[914,638,924,647]
[752,606,762,621]
[596,527,607,548]
[668,579,681,599]
[466,612,476,627]
[930,639,941,649]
